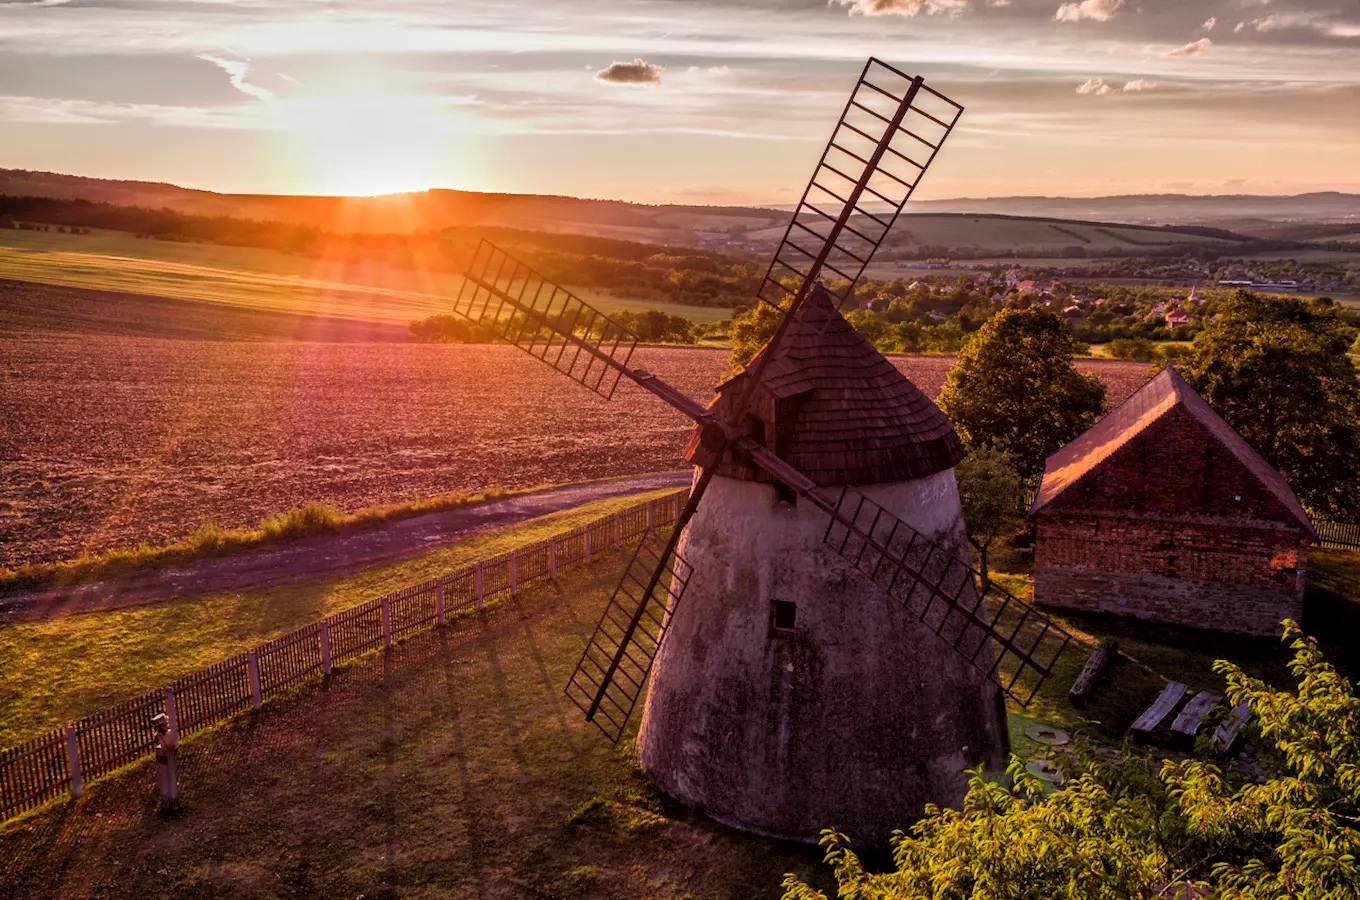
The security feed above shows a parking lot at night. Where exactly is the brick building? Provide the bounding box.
[1030,366,1316,637]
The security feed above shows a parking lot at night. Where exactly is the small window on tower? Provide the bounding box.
[775,483,797,507]
[772,600,797,633]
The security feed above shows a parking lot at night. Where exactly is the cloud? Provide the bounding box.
[832,0,971,17]
[595,58,663,86]
[1054,0,1123,24]
[1167,38,1213,56]
[1202,17,1216,31]
[198,54,275,101]
[1122,79,1157,92]
[1076,78,1114,95]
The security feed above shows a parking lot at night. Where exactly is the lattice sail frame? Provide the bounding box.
[823,487,1071,706]
[454,241,640,400]
[564,531,695,742]
[755,58,962,312]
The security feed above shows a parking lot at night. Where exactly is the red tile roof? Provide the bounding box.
[1030,365,1314,534]
[688,285,963,486]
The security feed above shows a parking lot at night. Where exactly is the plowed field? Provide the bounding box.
[0,336,1152,568]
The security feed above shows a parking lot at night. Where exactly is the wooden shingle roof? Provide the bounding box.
[1031,365,1315,534]
[687,285,964,486]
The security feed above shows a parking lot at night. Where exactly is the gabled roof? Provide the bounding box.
[690,285,963,486]
[1030,365,1315,534]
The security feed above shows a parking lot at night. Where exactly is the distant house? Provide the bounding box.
[1164,309,1193,327]
[1030,366,1316,637]
[1017,280,1054,295]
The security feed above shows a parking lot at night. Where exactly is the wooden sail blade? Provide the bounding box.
[564,466,715,742]
[563,525,696,743]
[735,438,1071,707]
[452,240,640,400]
[820,486,1071,707]
[755,58,963,312]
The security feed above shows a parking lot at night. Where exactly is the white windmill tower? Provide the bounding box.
[450,58,1072,844]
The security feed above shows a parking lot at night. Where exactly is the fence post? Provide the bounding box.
[64,725,83,799]
[647,501,654,533]
[510,550,518,596]
[435,582,446,626]
[320,620,333,675]
[673,492,681,523]
[247,651,262,710]
[549,538,558,580]
[381,595,393,649]
[475,564,484,610]
[164,685,179,745]
[585,527,592,564]
[615,512,622,549]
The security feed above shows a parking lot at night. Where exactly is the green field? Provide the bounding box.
[0,228,736,326]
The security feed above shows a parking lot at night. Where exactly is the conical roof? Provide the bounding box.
[687,285,964,486]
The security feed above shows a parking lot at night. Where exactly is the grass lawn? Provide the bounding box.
[0,228,735,325]
[0,548,830,899]
[0,489,678,749]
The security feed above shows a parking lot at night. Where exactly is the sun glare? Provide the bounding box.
[293,96,448,195]
[269,67,474,196]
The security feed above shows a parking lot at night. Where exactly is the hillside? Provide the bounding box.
[1,171,1270,266]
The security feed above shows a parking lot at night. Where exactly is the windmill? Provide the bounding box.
[450,58,1073,843]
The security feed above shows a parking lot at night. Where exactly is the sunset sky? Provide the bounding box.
[0,0,1357,204]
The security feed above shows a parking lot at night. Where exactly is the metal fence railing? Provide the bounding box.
[0,490,687,827]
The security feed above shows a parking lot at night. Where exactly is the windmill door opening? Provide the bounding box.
[772,600,797,633]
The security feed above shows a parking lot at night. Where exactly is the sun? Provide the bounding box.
[289,94,450,196]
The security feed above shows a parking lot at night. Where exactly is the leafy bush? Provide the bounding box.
[783,621,1360,900]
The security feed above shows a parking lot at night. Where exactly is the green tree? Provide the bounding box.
[938,307,1106,478]
[782,621,1360,900]
[1180,291,1360,518]
[954,448,1023,588]
[728,302,784,369]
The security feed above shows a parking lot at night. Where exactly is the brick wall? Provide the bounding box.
[1034,405,1313,637]
[1034,514,1307,636]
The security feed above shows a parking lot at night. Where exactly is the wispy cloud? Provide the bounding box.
[1167,38,1213,57]
[832,0,970,16]
[1054,0,1123,24]
[1122,79,1157,92]
[1076,78,1114,95]
[595,58,663,86]
[198,54,275,101]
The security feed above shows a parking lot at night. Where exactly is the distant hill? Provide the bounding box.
[911,193,1360,233]
[7,168,1352,240]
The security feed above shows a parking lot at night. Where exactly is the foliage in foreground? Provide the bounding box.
[939,307,1107,479]
[783,621,1360,900]
[1180,291,1360,519]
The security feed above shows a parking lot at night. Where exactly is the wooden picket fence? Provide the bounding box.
[1315,518,1360,551]
[0,490,687,826]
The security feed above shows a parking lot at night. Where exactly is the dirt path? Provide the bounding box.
[1,471,690,622]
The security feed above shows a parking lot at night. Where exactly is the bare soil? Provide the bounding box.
[0,297,1153,568]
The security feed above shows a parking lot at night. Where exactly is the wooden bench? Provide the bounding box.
[1171,691,1223,745]
[1211,701,1253,754]
[1069,642,1117,708]
[1131,681,1187,736]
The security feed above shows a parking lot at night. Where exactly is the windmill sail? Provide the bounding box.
[821,487,1070,706]
[755,57,962,312]
[736,440,1071,707]
[564,518,697,742]
[453,241,639,399]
